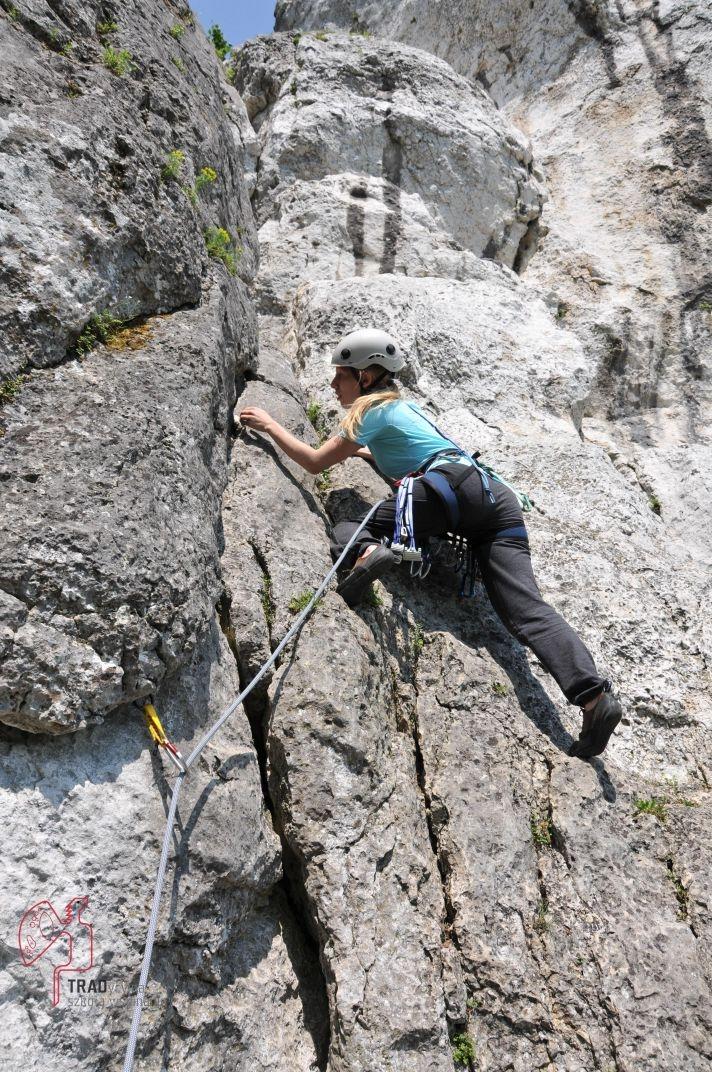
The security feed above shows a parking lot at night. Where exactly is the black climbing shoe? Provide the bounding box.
[336,545,396,608]
[569,692,623,759]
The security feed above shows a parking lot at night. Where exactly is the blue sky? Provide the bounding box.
[192,0,276,47]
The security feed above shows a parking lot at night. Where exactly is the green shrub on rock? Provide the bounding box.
[204,227,240,275]
[102,45,133,76]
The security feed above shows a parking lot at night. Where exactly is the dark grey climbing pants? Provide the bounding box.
[330,462,607,706]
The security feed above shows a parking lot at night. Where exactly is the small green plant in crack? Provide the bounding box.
[291,31,302,45]
[194,165,218,196]
[204,227,240,275]
[8,6,20,21]
[314,30,329,40]
[74,310,124,356]
[290,78,298,97]
[47,26,73,55]
[699,300,712,312]
[633,795,668,823]
[533,897,550,934]
[411,622,425,657]
[288,588,321,614]
[102,45,133,76]
[209,23,231,61]
[260,573,274,627]
[97,20,118,40]
[169,22,185,39]
[0,371,29,407]
[465,994,481,1010]
[315,469,332,494]
[364,584,383,609]
[306,399,329,444]
[451,1031,476,1067]
[555,301,568,320]
[530,811,553,848]
[171,55,185,73]
[491,680,508,696]
[662,776,699,808]
[161,148,185,182]
[648,493,662,515]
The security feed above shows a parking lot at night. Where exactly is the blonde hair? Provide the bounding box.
[339,366,400,441]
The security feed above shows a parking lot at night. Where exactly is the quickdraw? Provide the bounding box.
[143,704,187,774]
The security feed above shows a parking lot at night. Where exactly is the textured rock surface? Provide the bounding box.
[0,0,256,378]
[0,1,257,733]
[276,0,712,565]
[227,22,712,1072]
[232,31,545,312]
[1,4,324,1071]
[3,3,712,1072]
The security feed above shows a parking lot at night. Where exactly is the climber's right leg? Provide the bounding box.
[474,533,621,755]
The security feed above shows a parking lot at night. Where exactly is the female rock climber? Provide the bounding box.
[238,328,622,760]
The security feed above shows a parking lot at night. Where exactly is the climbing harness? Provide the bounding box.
[384,402,533,595]
[122,499,387,1072]
[405,402,534,513]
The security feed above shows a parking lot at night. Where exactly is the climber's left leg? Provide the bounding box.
[474,533,608,706]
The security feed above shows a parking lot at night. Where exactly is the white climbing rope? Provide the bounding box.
[122,499,387,1072]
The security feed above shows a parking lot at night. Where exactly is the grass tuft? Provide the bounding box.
[261,574,274,627]
[74,310,124,356]
[633,796,668,823]
[530,811,553,848]
[161,148,185,181]
[306,399,329,444]
[204,227,240,275]
[102,45,133,76]
[451,1031,476,1067]
[0,372,29,406]
[288,589,321,614]
[533,897,550,933]
[364,584,383,609]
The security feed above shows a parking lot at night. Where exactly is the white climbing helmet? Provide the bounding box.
[330,328,405,373]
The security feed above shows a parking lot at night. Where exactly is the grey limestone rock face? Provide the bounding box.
[276,0,712,566]
[1,5,326,1070]
[226,15,712,1071]
[3,2,712,1071]
[232,31,545,313]
[0,284,254,733]
[0,0,258,733]
[0,0,256,378]
[1,616,324,1071]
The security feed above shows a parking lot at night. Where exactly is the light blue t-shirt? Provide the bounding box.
[340,400,462,480]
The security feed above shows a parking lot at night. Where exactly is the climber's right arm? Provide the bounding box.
[238,407,361,474]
